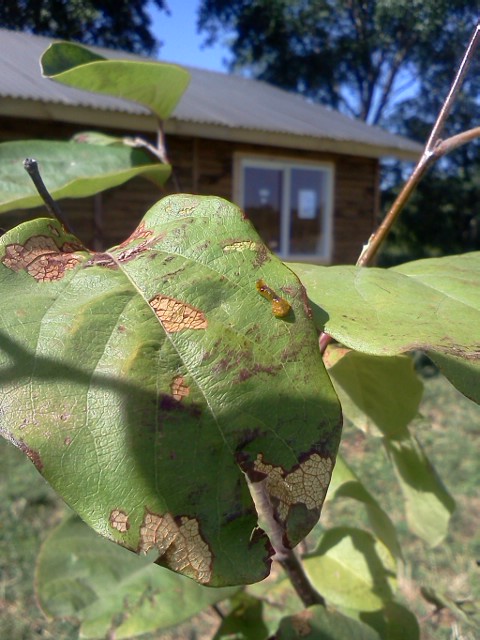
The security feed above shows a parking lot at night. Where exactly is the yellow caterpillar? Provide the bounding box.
[256,279,291,318]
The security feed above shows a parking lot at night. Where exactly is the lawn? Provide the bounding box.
[1,371,479,639]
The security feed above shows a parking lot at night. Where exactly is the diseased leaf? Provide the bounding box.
[275,605,381,640]
[0,194,342,586]
[0,140,169,213]
[41,41,190,120]
[304,527,396,612]
[36,514,236,639]
[289,256,480,402]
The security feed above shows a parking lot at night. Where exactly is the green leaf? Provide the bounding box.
[325,348,423,439]
[0,140,169,213]
[36,514,236,639]
[304,527,396,611]
[246,569,304,636]
[214,593,269,640]
[0,194,342,586]
[385,435,455,546]
[288,256,480,401]
[323,347,454,546]
[327,455,402,560]
[345,602,420,640]
[274,605,381,640]
[427,351,480,405]
[41,42,190,120]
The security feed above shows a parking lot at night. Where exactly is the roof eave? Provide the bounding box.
[0,97,421,161]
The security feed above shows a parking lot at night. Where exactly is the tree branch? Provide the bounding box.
[356,21,480,268]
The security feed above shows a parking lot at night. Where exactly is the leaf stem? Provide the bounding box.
[356,21,480,267]
[23,158,73,233]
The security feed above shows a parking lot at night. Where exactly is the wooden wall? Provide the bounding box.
[0,116,378,264]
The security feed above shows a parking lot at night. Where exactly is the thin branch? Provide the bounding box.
[435,126,480,157]
[356,21,480,268]
[123,136,168,163]
[23,158,73,233]
[279,551,325,608]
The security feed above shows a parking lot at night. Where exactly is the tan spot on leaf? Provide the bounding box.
[253,453,333,522]
[223,240,259,253]
[109,509,130,533]
[165,198,200,216]
[1,236,81,281]
[139,512,212,584]
[171,376,190,401]
[149,294,208,333]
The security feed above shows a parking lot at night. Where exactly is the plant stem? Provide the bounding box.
[248,478,325,607]
[23,158,74,234]
[279,551,325,607]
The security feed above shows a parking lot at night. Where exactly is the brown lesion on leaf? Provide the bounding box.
[109,509,130,533]
[116,235,165,263]
[6,434,44,471]
[170,375,190,401]
[252,452,333,524]
[84,252,118,269]
[149,294,208,333]
[118,221,153,248]
[1,235,83,281]
[139,511,212,584]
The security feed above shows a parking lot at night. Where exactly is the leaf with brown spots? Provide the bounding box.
[0,194,341,586]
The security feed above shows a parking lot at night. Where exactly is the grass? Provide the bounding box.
[1,372,479,639]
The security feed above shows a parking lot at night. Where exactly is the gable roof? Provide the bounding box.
[0,28,422,160]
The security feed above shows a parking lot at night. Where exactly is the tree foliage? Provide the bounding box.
[198,1,480,261]
[198,0,478,125]
[0,0,168,55]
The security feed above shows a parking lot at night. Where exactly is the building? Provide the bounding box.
[0,29,421,263]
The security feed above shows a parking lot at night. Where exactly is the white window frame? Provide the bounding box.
[234,153,334,262]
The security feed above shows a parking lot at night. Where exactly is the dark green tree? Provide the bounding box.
[198,0,478,126]
[0,0,169,55]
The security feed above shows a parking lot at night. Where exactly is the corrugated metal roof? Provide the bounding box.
[0,28,422,158]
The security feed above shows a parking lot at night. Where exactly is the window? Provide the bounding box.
[235,156,334,261]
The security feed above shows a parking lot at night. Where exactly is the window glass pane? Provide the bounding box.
[289,168,327,255]
[243,167,282,252]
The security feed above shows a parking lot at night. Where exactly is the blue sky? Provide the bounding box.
[149,0,230,72]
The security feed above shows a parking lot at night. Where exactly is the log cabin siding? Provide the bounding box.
[1,116,378,264]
